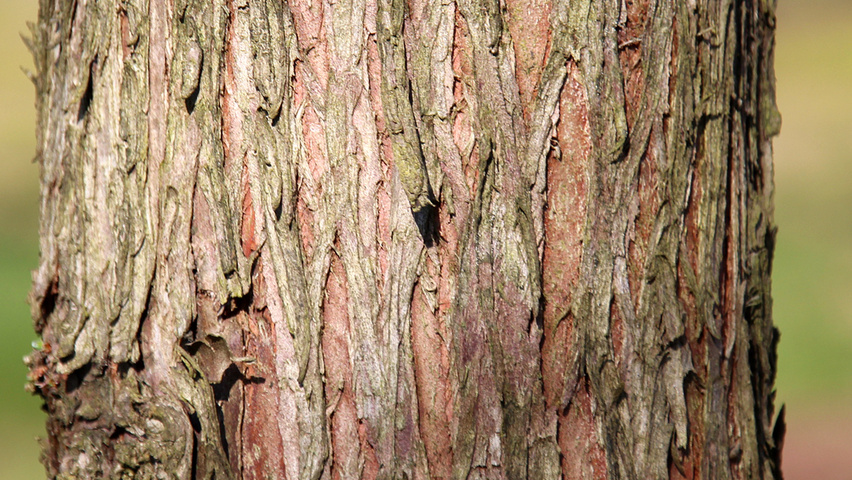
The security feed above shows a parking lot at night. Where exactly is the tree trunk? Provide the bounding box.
[26,0,783,478]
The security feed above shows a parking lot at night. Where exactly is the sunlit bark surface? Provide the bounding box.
[27,0,783,478]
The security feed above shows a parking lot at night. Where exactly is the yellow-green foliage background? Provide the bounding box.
[1,1,850,477]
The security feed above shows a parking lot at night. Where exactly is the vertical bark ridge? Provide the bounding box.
[406,0,458,477]
[322,249,364,479]
[503,0,551,124]
[542,57,591,471]
[225,1,330,478]
[148,0,236,477]
[28,0,782,478]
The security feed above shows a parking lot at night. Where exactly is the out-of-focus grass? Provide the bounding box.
[772,0,852,407]
[0,232,43,480]
[0,0,849,479]
[771,3,852,477]
[0,0,43,478]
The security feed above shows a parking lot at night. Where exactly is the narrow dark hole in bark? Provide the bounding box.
[37,280,59,332]
[216,403,230,461]
[273,201,283,222]
[190,420,199,480]
[609,140,630,165]
[213,364,242,401]
[110,426,129,440]
[185,83,200,114]
[77,59,95,122]
[222,288,253,318]
[64,361,92,393]
[117,360,141,377]
[183,307,200,344]
[188,411,202,433]
[532,296,545,335]
[133,282,154,358]
[413,203,439,247]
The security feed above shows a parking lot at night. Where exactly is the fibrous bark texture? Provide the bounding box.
[26,0,783,478]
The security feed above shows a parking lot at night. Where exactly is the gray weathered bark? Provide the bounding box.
[26,0,783,478]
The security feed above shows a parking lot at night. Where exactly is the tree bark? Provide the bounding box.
[26,0,783,478]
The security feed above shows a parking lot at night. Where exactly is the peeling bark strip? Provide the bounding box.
[27,0,782,478]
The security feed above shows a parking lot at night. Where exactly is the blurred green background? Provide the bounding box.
[1,1,850,478]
